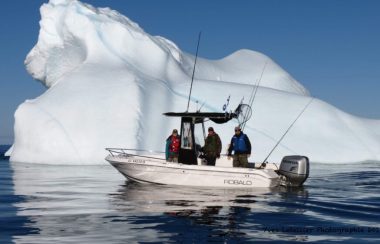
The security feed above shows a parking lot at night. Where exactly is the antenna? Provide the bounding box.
[198,101,206,112]
[262,97,314,164]
[186,31,202,112]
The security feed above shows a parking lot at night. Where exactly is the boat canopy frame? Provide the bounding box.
[164,110,238,165]
[164,111,237,124]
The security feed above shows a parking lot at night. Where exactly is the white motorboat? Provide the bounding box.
[106,105,310,188]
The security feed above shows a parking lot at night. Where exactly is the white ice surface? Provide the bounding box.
[9,0,380,164]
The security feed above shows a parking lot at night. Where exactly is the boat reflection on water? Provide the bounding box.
[110,181,310,242]
[112,181,269,211]
[112,181,309,214]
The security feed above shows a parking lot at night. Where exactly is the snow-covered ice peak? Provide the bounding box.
[24,0,308,96]
[24,0,183,88]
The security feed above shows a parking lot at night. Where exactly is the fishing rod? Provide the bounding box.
[241,61,267,130]
[186,31,202,112]
[248,61,267,109]
[261,97,314,164]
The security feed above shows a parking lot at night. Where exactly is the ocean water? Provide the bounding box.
[1,148,380,243]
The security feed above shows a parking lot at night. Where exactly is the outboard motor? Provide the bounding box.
[278,155,309,186]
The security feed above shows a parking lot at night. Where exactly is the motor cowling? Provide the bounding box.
[278,155,309,186]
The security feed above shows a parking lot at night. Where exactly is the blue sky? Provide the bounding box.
[1,0,379,144]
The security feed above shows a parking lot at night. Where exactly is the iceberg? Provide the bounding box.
[9,0,380,164]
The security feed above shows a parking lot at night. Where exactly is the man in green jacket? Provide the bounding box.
[202,127,222,166]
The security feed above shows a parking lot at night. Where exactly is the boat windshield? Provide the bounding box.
[181,121,193,150]
[194,123,205,149]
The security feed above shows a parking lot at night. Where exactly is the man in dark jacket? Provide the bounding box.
[227,126,251,168]
[202,127,222,166]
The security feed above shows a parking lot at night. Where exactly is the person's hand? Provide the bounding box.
[247,154,251,158]
[227,156,231,160]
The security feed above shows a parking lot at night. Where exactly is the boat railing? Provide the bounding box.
[106,148,166,160]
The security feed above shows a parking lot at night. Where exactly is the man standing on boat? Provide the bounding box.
[166,129,180,162]
[202,127,222,166]
[227,126,252,168]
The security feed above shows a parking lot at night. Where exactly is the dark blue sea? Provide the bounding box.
[1,145,380,243]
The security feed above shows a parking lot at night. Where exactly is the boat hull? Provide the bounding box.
[106,154,280,188]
